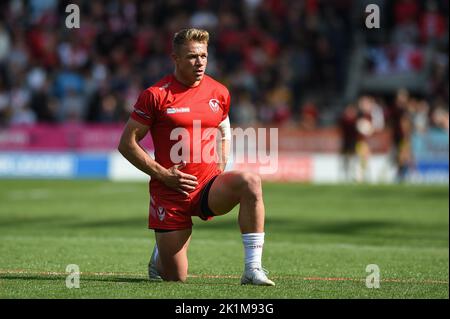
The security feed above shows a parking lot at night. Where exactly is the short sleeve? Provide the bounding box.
[130,89,156,127]
[221,91,231,121]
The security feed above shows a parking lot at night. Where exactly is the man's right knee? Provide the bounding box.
[236,172,262,200]
[159,260,188,282]
[163,272,187,282]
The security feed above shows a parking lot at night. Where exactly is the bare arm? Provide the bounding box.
[217,116,231,172]
[218,139,230,171]
[118,118,198,196]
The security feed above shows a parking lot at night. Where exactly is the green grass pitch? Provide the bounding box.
[0,180,448,298]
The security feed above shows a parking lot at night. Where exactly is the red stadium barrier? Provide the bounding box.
[274,127,392,154]
[0,124,154,151]
[0,124,391,154]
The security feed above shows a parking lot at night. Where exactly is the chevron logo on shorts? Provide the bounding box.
[157,206,166,221]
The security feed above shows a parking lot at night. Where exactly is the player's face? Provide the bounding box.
[173,41,208,87]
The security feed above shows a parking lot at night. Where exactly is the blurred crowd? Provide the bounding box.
[0,0,354,127]
[365,0,448,75]
[339,88,449,182]
[336,0,449,182]
[0,0,448,133]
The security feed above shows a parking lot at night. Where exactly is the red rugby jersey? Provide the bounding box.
[130,74,230,201]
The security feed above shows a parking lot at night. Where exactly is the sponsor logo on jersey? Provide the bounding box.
[209,99,220,113]
[166,107,191,114]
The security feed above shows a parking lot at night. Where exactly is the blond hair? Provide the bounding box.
[172,28,209,53]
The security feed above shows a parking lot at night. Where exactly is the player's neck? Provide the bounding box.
[173,71,202,88]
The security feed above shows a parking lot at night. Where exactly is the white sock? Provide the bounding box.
[242,232,265,270]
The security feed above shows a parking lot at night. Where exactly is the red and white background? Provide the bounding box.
[0,124,410,183]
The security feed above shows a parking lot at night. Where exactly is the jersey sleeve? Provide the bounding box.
[221,90,231,121]
[130,89,157,127]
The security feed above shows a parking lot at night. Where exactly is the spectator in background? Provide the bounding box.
[355,95,377,183]
[29,75,58,123]
[7,30,30,80]
[0,76,10,127]
[0,0,446,131]
[0,23,11,63]
[370,96,386,132]
[339,103,358,182]
[9,73,35,125]
[98,93,121,123]
[394,0,419,26]
[429,46,449,101]
[265,80,293,126]
[59,88,85,122]
[430,100,449,132]
[299,100,319,130]
[419,0,446,44]
[412,98,430,133]
[391,11,419,44]
[390,89,414,182]
[230,90,258,126]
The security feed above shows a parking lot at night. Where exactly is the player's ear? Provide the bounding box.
[171,51,179,64]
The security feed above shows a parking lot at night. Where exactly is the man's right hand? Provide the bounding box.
[160,161,198,197]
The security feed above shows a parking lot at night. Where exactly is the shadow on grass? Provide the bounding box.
[0,275,240,287]
[0,216,72,228]
[0,275,150,284]
[202,217,448,243]
[204,217,400,235]
[0,216,146,229]
[69,217,147,229]
[344,186,449,200]
[0,214,405,236]
[263,183,449,200]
